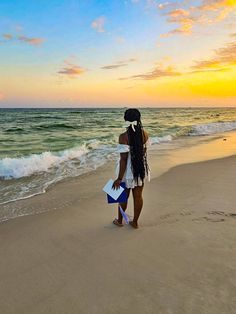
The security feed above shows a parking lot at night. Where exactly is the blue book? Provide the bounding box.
[107,182,128,204]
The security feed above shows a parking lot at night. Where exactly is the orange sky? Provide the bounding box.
[0,0,236,107]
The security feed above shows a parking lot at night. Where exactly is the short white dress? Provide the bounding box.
[115,142,151,189]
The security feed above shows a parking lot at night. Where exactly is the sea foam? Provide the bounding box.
[0,145,89,179]
[190,121,236,136]
[150,135,172,145]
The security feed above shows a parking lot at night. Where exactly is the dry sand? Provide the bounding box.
[0,132,236,314]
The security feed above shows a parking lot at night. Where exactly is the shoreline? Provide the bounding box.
[1,130,236,222]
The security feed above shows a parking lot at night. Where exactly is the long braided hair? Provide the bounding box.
[124,109,149,185]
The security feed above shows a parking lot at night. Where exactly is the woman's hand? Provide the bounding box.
[112,178,122,190]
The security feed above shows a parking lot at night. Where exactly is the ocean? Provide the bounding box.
[1,107,236,206]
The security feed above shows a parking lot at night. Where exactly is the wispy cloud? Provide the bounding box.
[18,36,45,45]
[101,58,136,70]
[198,0,236,12]
[58,61,86,78]
[157,1,190,10]
[120,64,181,80]
[191,41,236,70]
[159,6,197,37]
[1,33,45,45]
[119,39,236,81]
[158,2,173,10]
[189,67,230,74]
[2,33,13,40]
[197,0,236,23]
[91,16,105,33]
[102,63,128,70]
[159,0,236,37]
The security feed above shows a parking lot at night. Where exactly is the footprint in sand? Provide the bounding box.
[192,216,225,223]
[158,213,179,224]
[143,209,235,227]
[192,210,236,223]
[146,210,193,227]
[179,209,194,216]
[142,213,179,227]
[208,210,236,219]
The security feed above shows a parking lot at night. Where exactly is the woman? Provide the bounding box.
[112,108,150,229]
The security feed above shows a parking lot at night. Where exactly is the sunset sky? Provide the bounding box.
[0,0,236,107]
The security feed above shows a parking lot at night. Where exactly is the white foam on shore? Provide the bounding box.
[150,135,172,145]
[0,145,89,179]
[150,122,236,145]
[190,121,236,136]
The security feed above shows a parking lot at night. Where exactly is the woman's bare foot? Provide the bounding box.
[113,218,123,227]
[129,221,139,229]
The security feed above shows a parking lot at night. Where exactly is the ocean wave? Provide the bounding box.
[189,121,236,136]
[150,121,236,143]
[150,135,172,144]
[34,123,77,130]
[1,121,236,181]
[0,144,92,179]
[4,127,25,133]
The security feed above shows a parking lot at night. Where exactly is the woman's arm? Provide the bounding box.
[112,134,128,190]
[143,129,149,144]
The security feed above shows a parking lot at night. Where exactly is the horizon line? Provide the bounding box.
[1,106,236,109]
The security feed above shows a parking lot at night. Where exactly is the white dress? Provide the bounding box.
[115,142,151,189]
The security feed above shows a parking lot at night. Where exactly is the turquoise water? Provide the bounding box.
[1,107,236,205]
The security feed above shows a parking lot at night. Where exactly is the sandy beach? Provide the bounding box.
[0,132,236,314]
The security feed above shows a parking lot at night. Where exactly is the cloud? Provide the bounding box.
[160,7,197,36]
[197,0,236,22]
[189,67,230,74]
[159,0,236,37]
[198,0,236,11]
[120,64,181,80]
[160,20,195,37]
[91,16,105,33]
[101,58,136,70]
[191,41,236,70]
[102,63,128,70]
[58,61,86,78]
[2,33,13,40]
[1,33,45,45]
[158,1,190,11]
[158,2,172,10]
[18,36,45,45]
[167,8,190,17]
[119,40,236,81]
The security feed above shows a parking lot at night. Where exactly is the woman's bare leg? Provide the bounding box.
[117,188,130,224]
[130,185,144,228]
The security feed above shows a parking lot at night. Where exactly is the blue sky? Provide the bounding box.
[0,0,236,107]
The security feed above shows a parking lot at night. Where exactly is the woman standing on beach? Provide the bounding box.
[112,108,150,229]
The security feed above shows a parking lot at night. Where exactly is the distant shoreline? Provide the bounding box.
[1,106,236,109]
